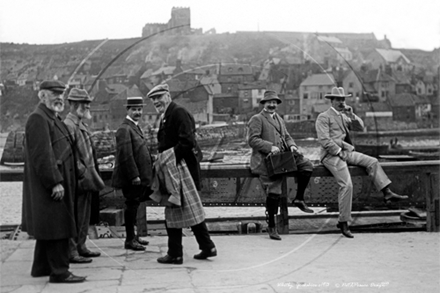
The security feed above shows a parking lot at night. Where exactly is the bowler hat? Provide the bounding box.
[124,97,145,107]
[67,88,93,102]
[147,83,169,99]
[39,80,66,93]
[259,90,282,104]
[324,87,352,99]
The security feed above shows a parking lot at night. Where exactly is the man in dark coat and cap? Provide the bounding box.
[22,80,86,283]
[147,83,216,265]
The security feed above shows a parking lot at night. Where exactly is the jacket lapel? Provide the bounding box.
[329,109,346,134]
[124,118,143,138]
[38,104,74,144]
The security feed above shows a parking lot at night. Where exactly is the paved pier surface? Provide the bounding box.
[1,232,439,293]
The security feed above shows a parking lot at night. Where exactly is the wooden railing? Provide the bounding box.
[1,160,439,232]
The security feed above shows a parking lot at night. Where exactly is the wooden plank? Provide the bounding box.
[2,160,439,182]
[427,172,440,232]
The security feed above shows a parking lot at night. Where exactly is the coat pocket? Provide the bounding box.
[78,167,105,192]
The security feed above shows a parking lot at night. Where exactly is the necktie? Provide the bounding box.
[340,115,353,145]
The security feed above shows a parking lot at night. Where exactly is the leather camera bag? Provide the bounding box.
[264,116,297,177]
[265,150,297,177]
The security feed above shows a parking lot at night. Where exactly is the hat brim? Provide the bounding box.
[67,97,94,102]
[124,104,146,107]
[147,90,168,98]
[260,98,282,104]
[48,88,66,94]
[324,94,352,99]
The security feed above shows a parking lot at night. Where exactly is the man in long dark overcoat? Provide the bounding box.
[112,96,153,251]
[147,83,216,265]
[22,80,86,283]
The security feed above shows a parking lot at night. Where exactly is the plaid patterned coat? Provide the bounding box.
[150,148,205,228]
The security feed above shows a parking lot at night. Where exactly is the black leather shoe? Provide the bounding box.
[157,255,183,265]
[79,250,101,258]
[124,239,146,251]
[336,222,354,238]
[292,200,314,213]
[135,236,149,246]
[194,247,217,260]
[49,272,87,283]
[384,190,409,204]
[267,227,281,240]
[69,256,92,264]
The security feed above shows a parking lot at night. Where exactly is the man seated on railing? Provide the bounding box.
[315,87,409,239]
[247,90,314,241]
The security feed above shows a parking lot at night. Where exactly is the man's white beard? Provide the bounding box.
[47,100,64,113]
[77,107,92,120]
[83,110,92,120]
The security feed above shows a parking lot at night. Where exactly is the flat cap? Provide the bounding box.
[39,80,66,93]
[147,83,169,99]
[67,88,93,102]
[260,90,282,104]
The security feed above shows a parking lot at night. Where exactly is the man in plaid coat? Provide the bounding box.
[148,83,216,265]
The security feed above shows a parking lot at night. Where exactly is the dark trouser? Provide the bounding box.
[266,194,280,228]
[294,154,314,201]
[70,191,92,257]
[122,185,146,242]
[165,221,215,258]
[31,238,70,279]
[295,170,313,201]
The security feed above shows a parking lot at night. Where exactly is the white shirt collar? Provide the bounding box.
[330,107,341,115]
[263,109,276,118]
[126,115,138,126]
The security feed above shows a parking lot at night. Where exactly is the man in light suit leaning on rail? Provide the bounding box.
[315,87,408,239]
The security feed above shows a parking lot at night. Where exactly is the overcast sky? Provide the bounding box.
[1,0,439,51]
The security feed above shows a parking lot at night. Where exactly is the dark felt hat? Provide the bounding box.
[124,97,145,107]
[147,83,169,99]
[325,87,352,99]
[39,80,66,93]
[259,90,282,104]
[67,88,93,102]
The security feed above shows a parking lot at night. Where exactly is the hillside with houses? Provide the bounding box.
[1,8,439,132]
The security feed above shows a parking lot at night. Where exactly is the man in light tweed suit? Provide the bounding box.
[148,83,216,265]
[316,87,408,238]
[248,90,314,241]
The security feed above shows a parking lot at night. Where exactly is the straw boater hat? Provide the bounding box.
[67,88,94,102]
[39,80,66,93]
[124,97,145,107]
[147,83,169,99]
[259,90,282,104]
[324,87,352,99]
